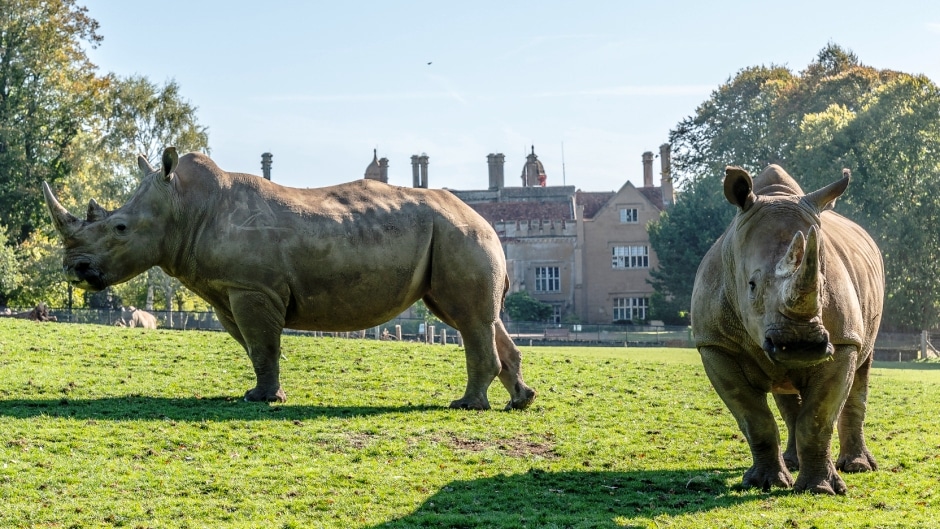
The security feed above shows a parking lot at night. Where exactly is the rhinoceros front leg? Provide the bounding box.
[226,289,288,403]
[836,352,878,473]
[791,347,858,495]
[699,346,794,490]
[773,393,801,470]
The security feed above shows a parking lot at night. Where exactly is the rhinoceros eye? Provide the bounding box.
[115,223,127,233]
[748,280,756,293]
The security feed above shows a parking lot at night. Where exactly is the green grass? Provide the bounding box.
[0,319,939,528]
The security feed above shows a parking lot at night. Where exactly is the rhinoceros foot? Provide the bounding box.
[449,396,491,411]
[503,387,537,411]
[742,463,794,491]
[837,450,878,473]
[783,449,800,471]
[244,386,287,403]
[793,462,847,495]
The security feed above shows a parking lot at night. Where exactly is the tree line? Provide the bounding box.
[649,44,940,332]
[0,0,209,312]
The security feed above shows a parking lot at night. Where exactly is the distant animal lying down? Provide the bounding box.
[118,306,157,329]
[43,147,536,410]
[0,302,57,322]
[691,165,884,495]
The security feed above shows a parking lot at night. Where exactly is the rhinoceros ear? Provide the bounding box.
[86,199,110,222]
[138,154,155,175]
[803,168,850,213]
[724,166,756,211]
[162,147,179,182]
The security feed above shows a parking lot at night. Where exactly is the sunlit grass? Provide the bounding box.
[0,318,938,528]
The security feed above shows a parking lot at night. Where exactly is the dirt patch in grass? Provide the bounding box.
[446,435,558,459]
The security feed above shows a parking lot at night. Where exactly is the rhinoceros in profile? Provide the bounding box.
[43,147,536,410]
[691,165,884,495]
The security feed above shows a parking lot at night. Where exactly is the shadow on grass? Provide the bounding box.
[368,467,774,529]
[0,396,438,421]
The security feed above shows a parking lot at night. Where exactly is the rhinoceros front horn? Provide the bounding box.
[42,181,80,238]
[778,225,820,318]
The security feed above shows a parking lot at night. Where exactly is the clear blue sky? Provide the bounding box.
[81,0,940,192]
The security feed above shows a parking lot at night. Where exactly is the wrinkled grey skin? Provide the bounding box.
[691,165,884,495]
[120,306,157,329]
[43,147,536,410]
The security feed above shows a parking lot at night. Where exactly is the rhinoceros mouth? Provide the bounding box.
[66,262,108,292]
[762,325,833,368]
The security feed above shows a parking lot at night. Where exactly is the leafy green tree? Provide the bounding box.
[647,177,731,323]
[504,290,553,322]
[669,64,795,185]
[8,228,70,307]
[0,237,20,306]
[0,0,104,244]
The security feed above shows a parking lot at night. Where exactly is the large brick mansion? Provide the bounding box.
[363,145,675,325]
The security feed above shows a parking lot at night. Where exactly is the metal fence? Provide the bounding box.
[12,307,693,347]
[7,307,938,359]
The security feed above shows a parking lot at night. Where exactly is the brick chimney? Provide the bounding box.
[378,156,389,183]
[418,153,429,188]
[261,152,273,180]
[659,143,674,208]
[487,153,505,190]
[642,151,654,187]
[411,154,429,188]
[411,155,420,188]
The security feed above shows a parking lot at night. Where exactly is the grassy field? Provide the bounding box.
[0,319,938,528]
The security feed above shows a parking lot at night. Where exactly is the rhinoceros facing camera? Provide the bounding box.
[691,164,884,495]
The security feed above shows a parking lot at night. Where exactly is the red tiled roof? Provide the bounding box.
[468,201,572,223]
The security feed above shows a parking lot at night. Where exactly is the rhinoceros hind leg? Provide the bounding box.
[244,386,287,403]
[836,353,877,473]
[495,320,536,410]
[422,294,499,410]
[837,450,877,473]
[447,325,499,411]
[448,396,491,410]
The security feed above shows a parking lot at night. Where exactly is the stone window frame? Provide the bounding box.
[534,266,561,293]
[619,207,639,224]
[612,297,649,321]
[611,245,649,269]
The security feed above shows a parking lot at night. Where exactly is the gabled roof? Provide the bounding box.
[578,182,667,221]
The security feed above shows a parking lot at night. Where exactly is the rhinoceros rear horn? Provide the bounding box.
[724,166,756,211]
[804,171,850,213]
[42,181,80,238]
[86,199,110,222]
[137,154,156,175]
